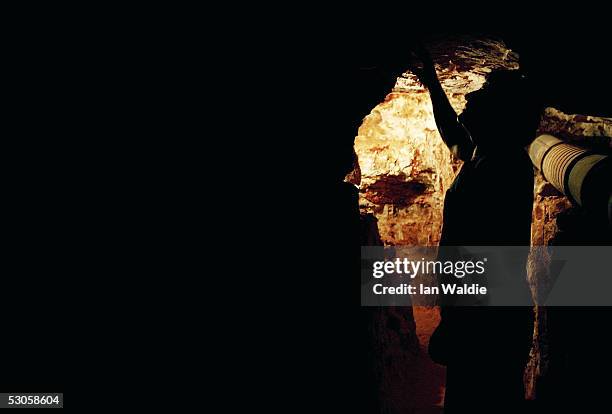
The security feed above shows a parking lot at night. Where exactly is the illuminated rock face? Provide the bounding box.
[354,37,519,246]
[353,37,520,411]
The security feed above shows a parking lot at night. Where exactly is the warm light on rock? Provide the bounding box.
[353,37,520,246]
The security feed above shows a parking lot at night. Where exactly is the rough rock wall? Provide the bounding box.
[354,37,519,246]
[361,213,421,413]
[524,108,612,399]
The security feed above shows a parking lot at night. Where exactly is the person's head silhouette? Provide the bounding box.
[459,71,542,152]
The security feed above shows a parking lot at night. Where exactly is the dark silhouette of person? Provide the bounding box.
[412,44,540,413]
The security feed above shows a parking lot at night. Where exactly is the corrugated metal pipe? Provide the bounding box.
[529,134,611,227]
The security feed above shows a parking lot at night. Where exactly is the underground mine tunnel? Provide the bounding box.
[343,32,612,413]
